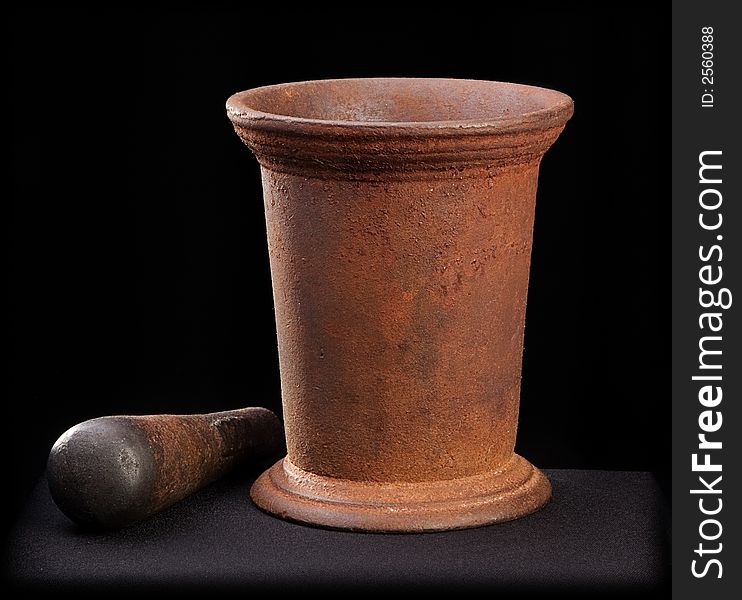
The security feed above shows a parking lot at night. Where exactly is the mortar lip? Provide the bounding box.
[226,77,574,137]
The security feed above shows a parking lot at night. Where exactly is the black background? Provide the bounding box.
[7,5,669,538]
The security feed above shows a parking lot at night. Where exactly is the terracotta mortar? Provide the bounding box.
[227,78,573,532]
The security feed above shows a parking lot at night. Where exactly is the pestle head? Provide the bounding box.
[47,417,159,528]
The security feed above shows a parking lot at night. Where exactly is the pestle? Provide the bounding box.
[47,407,282,529]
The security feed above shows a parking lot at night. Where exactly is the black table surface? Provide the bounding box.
[5,467,669,596]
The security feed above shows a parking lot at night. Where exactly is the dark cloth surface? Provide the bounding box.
[5,469,669,596]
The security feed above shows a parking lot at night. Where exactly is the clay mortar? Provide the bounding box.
[227,78,573,532]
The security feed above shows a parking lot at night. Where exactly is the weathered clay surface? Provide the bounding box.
[227,78,573,531]
[47,407,282,528]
